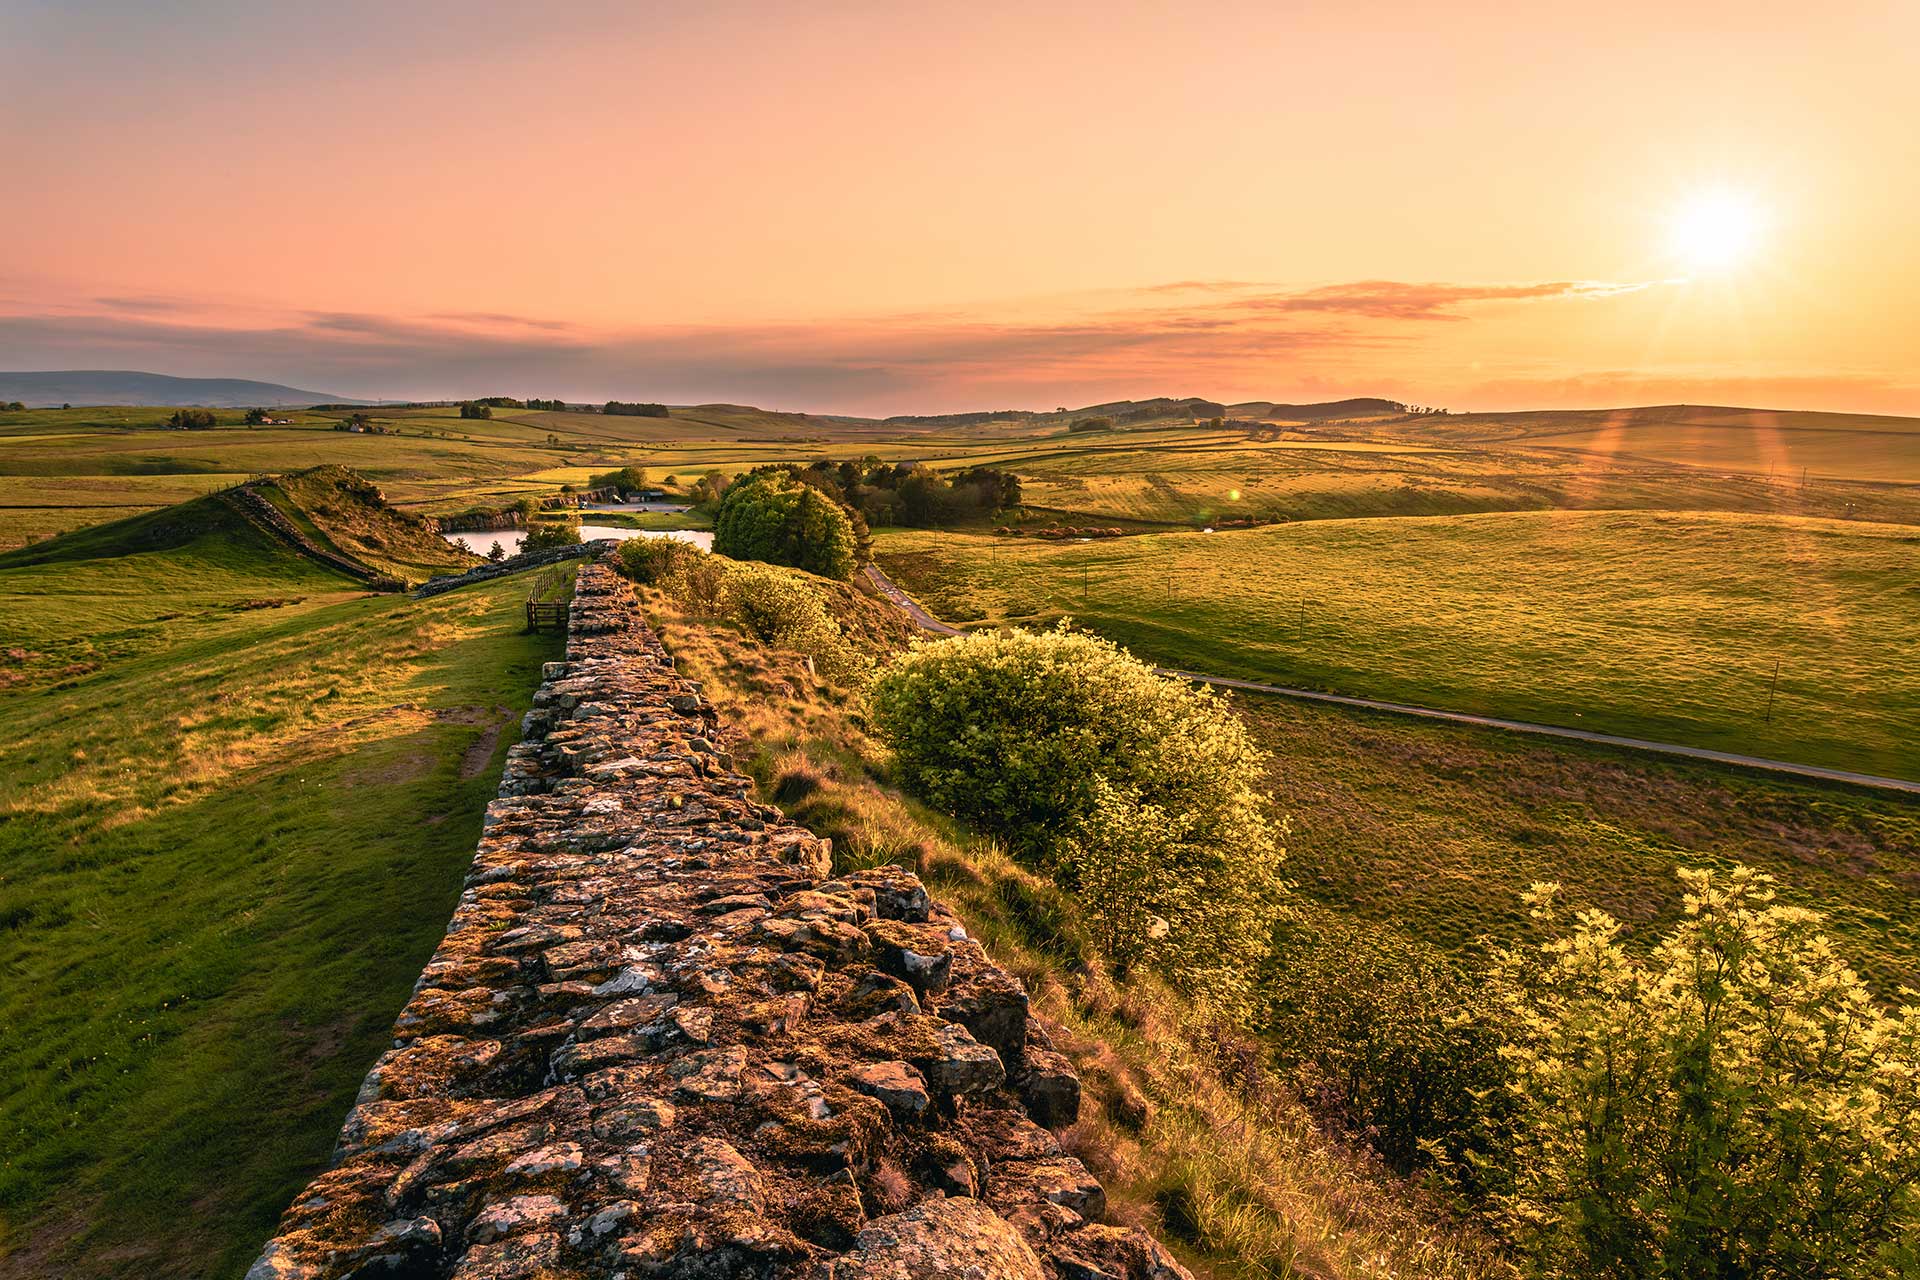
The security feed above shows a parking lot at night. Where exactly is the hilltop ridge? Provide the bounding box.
[0,465,472,587]
[0,370,372,408]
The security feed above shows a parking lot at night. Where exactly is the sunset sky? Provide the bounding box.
[3,0,1916,415]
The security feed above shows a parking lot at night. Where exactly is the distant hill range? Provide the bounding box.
[0,370,373,408]
[1068,395,1406,423]
[1229,397,1407,420]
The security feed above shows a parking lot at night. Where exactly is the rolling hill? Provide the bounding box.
[0,483,559,1275]
[0,370,369,408]
[1383,403,1920,483]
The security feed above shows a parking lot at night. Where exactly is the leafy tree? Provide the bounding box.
[688,470,731,508]
[166,408,218,429]
[3,401,25,412]
[485,540,506,562]
[603,400,670,417]
[591,466,651,495]
[244,407,270,425]
[712,472,859,580]
[1483,867,1920,1279]
[521,513,583,551]
[896,469,955,527]
[871,625,1283,1012]
[459,402,493,419]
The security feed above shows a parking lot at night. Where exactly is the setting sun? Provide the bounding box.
[1668,189,1766,275]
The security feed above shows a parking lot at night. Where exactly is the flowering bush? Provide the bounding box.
[1483,866,1920,1278]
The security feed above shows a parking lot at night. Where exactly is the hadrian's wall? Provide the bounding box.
[248,560,1191,1280]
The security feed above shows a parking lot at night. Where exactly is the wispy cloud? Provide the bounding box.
[1238,279,1652,320]
[0,275,1675,413]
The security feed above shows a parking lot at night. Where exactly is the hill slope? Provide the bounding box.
[875,509,1920,780]
[0,466,474,590]
[0,370,366,408]
[1384,403,1920,482]
[0,475,564,1275]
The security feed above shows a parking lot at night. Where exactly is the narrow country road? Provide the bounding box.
[861,563,1920,797]
[865,562,964,636]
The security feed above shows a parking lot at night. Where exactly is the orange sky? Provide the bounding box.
[3,0,1916,414]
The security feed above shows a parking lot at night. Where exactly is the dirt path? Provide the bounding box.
[860,564,1920,796]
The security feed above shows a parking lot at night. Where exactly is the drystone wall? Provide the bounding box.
[413,541,618,600]
[221,484,405,591]
[249,560,1190,1280]
[431,487,623,534]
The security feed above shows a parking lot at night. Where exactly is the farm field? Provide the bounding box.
[7,401,1920,550]
[874,509,1920,780]
[0,510,563,1276]
[1009,433,1920,527]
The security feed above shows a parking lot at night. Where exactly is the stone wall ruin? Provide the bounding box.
[247,560,1190,1280]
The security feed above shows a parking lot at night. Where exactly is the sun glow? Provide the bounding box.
[1667,189,1766,275]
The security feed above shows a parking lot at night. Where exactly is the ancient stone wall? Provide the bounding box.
[221,484,405,591]
[413,541,618,600]
[249,560,1189,1280]
[430,487,623,535]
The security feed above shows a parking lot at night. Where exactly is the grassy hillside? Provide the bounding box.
[0,506,563,1276]
[250,465,474,584]
[636,555,1920,1278]
[7,400,1920,550]
[1384,404,1920,484]
[876,510,1920,780]
[634,572,1511,1280]
[1245,695,1920,993]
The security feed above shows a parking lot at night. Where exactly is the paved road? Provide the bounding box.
[865,563,963,635]
[861,564,1920,797]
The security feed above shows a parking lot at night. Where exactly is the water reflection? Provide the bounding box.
[442,526,713,557]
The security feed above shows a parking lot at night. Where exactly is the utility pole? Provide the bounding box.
[1764,657,1781,723]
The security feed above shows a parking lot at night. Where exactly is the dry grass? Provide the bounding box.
[640,580,1513,1280]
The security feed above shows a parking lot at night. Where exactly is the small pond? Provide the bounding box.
[441,526,713,557]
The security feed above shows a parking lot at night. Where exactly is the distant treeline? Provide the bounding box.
[603,401,670,418]
[724,457,1021,528]
[1121,398,1226,422]
[883,409,1038,427]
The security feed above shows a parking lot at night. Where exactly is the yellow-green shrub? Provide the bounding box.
[1485,866,1920,1278]
[870,624,1282,1014]
[615,535,699,584]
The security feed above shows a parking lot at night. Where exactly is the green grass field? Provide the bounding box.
[876,510,1920,780]
[1384,404,1920,485]
[1242,694,1920,993]
[0,507,562,1276]
[2,394,1918,1276]
[10,399,1919,552]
